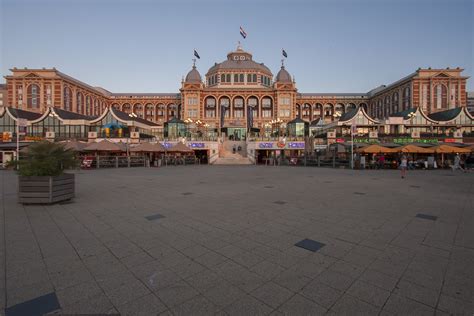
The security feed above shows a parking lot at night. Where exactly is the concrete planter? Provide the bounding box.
[18,173,75,204]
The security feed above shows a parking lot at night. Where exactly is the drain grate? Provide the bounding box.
[295,239,326,252]
[410,185,421,188]
[182,192,193,196]
[274,200,286,205]
[264,186,274,189]
[354,192,366,195]
[416,213,437,221]
[145,214,165,221]
[5,292,60,316]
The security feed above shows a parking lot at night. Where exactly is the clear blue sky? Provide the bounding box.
[1,0,473,93]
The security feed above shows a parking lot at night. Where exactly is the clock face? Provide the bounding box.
[240,56,245,60]
[233,56,239,61]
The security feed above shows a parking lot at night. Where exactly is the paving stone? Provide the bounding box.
[203,281,246,307]
[224,294,273,316]
[277,294,327,315]
[382,293,435,315]
[59,292,114,315]
[315,269,355,292]
[172,295,221,316]
[250,260,287,280]
[359,268,399,291]
[273,267,312,292]
[116,293,168,316]
[185,269,222,292]
[395,279,440,307]
[156,280,200,307]
[250,282,294,309]
[346,280,391,307]
[5,292,60,316]
[329,294,380,315]
[437,294,474,315]
[55,280,103,307]
[299,279,343,309]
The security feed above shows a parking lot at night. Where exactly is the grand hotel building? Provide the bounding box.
[1,44,471,137]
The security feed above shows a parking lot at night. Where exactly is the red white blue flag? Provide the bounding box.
[240,26,247,39]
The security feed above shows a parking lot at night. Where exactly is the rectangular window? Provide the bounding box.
[262,109,272,118]
[226,74,231,82]
[234,74,239,83]
[187,97,198,105]
[239,74,244,83]
[221,74,225,82]
[279,97,290,105]
[247,74,252,82]
[279,109,290,117]
[187,109,198,118]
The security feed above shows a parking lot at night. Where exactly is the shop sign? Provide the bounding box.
[189,142,206,148]
[2,132,12,142]
[287,142,304,149]
[314,145,327,150]
[162,142,173,148]
[354,138,378,144]
[394,138,438,144]
[258,142,274,149]
[276,141,286,148]
[24,136,44,141]
[444,138,456,143]
[336,138,345,143]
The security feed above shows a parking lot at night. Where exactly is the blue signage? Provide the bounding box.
[161,142,173,148]
[259,142,274,149]
[189,142,205,148]
[288,142,305,149]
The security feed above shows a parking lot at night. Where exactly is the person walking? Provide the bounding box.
[360,155,366,170]
[400,154,408,178]
[452,153,465,172]
[378,154,385,169]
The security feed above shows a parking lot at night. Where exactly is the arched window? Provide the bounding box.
[384,96,391,117]
[219,97,230,118]
[233,97,244,118]
[302,103,311,119]
[156,104,166,121]
[359,103,368,113]
[392,93,399,113]
[346,103,356,112]
[205,97,216,118]
[247,97,258,118]
[94,99,99,115]
[313,104,323,119]
[324,104,334,120]
[403,87,411,110]
[85,96,91,116]
[111,103,120,110]
[168,104,177,119]
[27,84,40,109]
[64,87,72,111]
[377,100,382,118]
[335,104,344,117]
[133,103,143,118]
[122,103,131,113]
[434,84,447,109]
[261,97,273,118]
[145,103,154,121]
[76,92,84,114]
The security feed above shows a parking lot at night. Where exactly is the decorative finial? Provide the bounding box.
[237,41,242,50]
[192,58,196,68]
[281,59,285,68]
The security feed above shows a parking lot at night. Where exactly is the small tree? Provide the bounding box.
[11,142,78,176]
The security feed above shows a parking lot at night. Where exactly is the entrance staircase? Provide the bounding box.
[213,140,252,165]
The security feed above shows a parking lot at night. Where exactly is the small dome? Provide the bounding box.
[185,66,202,83]
[275,66,292,83]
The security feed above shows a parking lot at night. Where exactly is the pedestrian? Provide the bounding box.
[360,155,366,170]
[452,153,465,172]
[232,145,236,154]
[400,154,407,178]
[378,154,385,169]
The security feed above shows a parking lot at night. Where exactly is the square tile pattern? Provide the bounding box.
[295,239,326,252]
[5,292,60,316]
[145,214,165,221]
[416,213,438,221]
[1,166,472,315]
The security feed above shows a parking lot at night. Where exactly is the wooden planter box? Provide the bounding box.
[18,173,75,204]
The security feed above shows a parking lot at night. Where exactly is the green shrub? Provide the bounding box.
[10,142,78,176]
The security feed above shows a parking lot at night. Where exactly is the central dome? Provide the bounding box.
[206,46,273,76]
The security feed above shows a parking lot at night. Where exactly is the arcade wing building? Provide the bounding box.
[1,44,471,139]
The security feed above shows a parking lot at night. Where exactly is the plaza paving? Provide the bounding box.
[0,166,473,315]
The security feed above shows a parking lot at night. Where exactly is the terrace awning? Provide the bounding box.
[357,144,398,154]
[84,140,126,152]
[398,145,435,154]
[433,145,472,154]
[130,142,166,153]
[169,142,193,153]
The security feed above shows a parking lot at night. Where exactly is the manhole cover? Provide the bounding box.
[182,192,193,196]
[274,200,286,205]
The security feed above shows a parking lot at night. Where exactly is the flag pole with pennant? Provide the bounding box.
[240,26,247,39]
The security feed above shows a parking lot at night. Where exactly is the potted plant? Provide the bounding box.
[10,141,78,204]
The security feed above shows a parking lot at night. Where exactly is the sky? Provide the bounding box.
[1,0,473,93]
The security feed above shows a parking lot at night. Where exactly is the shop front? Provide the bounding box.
[254,141,305,164]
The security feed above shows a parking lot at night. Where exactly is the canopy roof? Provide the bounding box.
[357,144,398,154]
[169,142,193,153]
[130,142,166,152]
[398,144,435,154]
[84,140,126,152]
[60,140,89,151]
[433,144,472,154]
